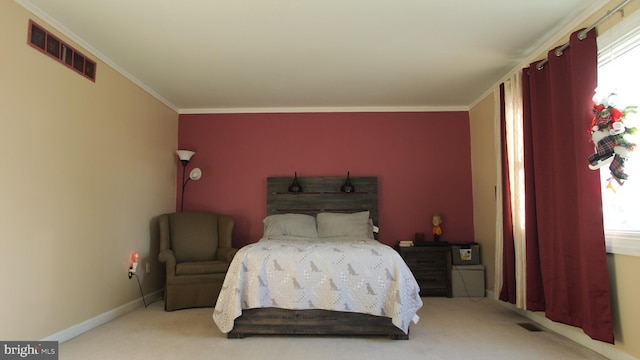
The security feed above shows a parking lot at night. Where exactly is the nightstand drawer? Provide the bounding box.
[403,255,447,269]
[413,272,448,288]
[397,245,452,297]
[416,274,447,294]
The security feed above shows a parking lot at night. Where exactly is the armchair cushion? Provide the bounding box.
[168,212,220,263]
[176,261,230,275]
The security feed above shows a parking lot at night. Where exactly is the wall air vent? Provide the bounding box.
[27,19,96,81]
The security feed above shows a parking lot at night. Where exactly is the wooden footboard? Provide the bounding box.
[227,308,409,340]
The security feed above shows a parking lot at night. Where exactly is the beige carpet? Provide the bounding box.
[59,297,607,360]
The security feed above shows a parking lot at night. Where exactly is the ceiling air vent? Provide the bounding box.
[27,19,96,81]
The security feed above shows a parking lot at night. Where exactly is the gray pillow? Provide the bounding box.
[317,211,371,238]
[263,213,318,238]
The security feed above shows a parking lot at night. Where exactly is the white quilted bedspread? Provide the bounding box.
[213,237,423,334]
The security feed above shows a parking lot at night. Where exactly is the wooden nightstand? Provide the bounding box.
[398,244,452,297]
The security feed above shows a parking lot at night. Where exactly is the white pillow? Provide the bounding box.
[263,214,318,238]
[317,211,371,238]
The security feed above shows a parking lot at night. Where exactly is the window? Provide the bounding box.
[597,10,640,256]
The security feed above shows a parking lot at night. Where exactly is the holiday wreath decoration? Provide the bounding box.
[588,91,637,185]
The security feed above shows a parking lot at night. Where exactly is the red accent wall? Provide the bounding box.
[177,111,474,248]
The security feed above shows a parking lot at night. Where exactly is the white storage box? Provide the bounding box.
[452,264,485,297]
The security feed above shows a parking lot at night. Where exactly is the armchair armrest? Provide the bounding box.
[217,247,239,263]
[158,249,176,280]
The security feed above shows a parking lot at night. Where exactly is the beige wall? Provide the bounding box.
[0,1,178,340]
[2,0,638,356]
[468,94,497,292]
[608,254,640,358]
[469,1,640,358]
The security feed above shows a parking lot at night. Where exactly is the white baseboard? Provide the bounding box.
[42,290,163,343]
[486,290,637,360]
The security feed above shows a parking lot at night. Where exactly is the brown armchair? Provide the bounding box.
[158,211,238,311]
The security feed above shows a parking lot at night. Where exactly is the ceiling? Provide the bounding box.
[19,0,605,113]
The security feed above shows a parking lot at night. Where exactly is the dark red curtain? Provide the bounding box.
[522,28,614,343]
[498,84,517,304]
[521,70,545,311]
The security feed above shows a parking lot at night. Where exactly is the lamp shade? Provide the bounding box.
[189,168,202,181]
[176,150,195,162]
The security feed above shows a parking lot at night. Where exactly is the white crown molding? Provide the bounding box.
[17,0,618,116]
[16,0,471,116]
[179,105,470,115]
[14,0,179,114]
[469,0,613,109]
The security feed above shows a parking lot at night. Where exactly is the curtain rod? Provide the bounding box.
[536,0,633,70]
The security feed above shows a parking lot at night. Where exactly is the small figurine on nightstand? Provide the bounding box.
[432,213,443,241]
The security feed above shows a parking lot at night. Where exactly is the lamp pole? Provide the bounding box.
[180,161,187,212]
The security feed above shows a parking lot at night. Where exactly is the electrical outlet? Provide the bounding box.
[145,263,151,274]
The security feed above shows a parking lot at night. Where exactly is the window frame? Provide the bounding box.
[597,10,640,257]
[605,231,640,256]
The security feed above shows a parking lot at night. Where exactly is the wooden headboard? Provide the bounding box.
[267,176,378,226]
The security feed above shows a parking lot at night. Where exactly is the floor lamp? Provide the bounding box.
[175,150,202,211]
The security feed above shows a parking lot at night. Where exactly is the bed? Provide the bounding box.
[213,176,422,339]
